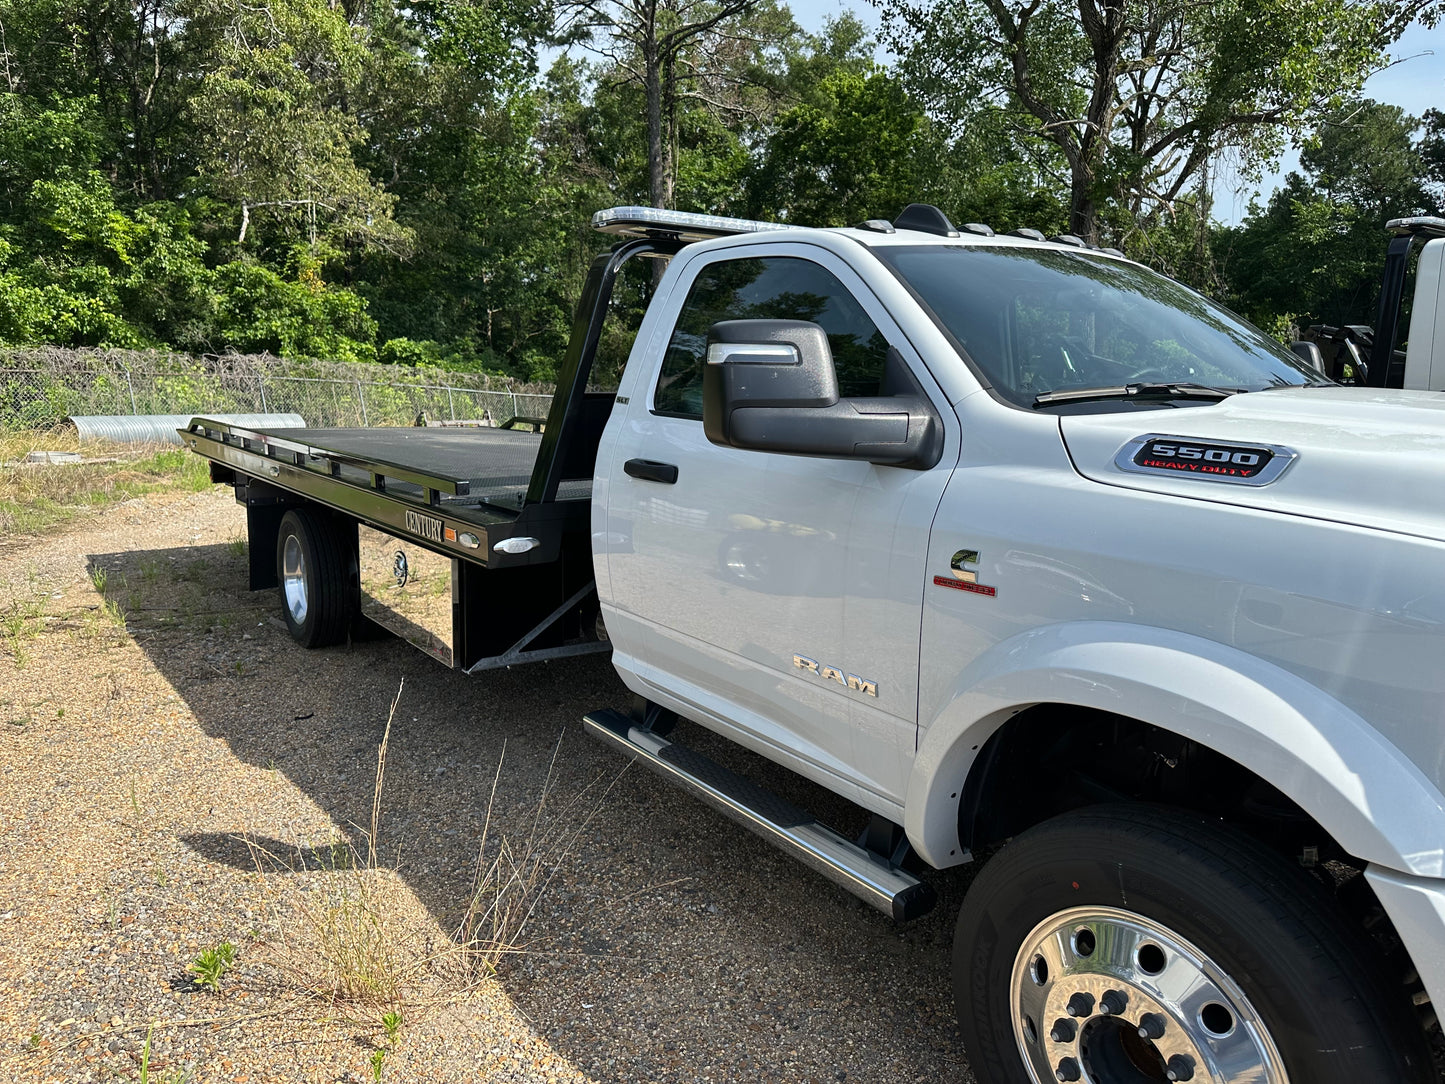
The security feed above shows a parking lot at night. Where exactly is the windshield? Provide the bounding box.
[875,246,1325,408]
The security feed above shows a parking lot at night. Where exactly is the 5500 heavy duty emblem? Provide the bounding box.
[1115,433,1297,486]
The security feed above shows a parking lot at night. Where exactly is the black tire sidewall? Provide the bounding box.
[275,508,354,648]
[277,510,318,645]
[953,806,1432,1084]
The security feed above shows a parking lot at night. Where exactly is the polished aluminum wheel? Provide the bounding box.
[281,533,308,624]
[1010,906,1288,1084]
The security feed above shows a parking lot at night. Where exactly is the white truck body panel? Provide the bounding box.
[589,223,1445,1033]
[599,239,962,807]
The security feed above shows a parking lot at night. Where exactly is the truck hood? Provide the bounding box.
[1058,387,1445,542]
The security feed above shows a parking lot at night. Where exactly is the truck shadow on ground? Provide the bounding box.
[89,541,971,1084]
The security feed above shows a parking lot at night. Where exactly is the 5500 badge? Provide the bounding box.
[1115,433,1297,486]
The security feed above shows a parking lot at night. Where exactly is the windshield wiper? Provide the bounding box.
[1033,382,1240,407]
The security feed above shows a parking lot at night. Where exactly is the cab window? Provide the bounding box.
[654,257,891,418]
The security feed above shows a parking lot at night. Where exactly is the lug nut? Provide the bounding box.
[1066,992,1095,1018]
[1049,1018,1076,1043]
[1166,1054,1196,1081]
[1055,1057,1082,1082]
[1099,989,1128,1016]
[1137,1012,1167,1040]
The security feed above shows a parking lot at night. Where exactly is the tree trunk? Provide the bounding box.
[660,51,677,209]
[645,48,666,208]
[1069,163,1099,244]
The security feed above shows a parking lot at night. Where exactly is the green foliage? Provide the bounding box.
[211,263,378,363]
[881,0,1441,244]
[0,0,1433,374]
[188,941,238,992]
[746,67,927,225]
[381,1008,403,1045]
[1218,99,1433,331]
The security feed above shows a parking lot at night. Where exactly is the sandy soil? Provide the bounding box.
[0,487,970,1084]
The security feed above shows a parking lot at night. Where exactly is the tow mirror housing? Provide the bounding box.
[702,319,942,469]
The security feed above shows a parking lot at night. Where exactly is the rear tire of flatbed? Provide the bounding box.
[275,508,357,648]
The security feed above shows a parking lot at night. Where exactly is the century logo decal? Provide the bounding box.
[405,509,444,542]
[792,655,878,697]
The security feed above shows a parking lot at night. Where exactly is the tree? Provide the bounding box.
[1218,99,1432,333]
[744,66,929,225]
[880,0,1443,245]
[555,0,792,208]
[186,0,412,258]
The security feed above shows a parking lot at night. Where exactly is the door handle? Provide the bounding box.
[624,458,678,484]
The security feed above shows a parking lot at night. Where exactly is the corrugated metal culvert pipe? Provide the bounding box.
[64,413,306,445]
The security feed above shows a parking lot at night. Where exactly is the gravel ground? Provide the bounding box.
[0,487,971,1084]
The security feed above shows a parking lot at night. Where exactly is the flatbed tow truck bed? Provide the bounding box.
[233,424,592,512]
[181,231,680,672]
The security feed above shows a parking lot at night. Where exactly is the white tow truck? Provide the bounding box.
[186,204,1445,1084]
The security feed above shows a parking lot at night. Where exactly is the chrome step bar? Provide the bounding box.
[583,709,936,921]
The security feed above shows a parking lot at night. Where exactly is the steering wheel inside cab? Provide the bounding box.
[1030,334,1095,391]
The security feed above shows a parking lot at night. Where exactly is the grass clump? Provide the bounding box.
[3,595,47,666]
[0,429,210,538]
[248,678,613,1015]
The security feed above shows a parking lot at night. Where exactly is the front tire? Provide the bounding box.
[952,805,1431,1084]
[275,507,357,648]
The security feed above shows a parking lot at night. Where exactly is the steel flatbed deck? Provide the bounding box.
[181,417,589,568]
[181,231,683,672]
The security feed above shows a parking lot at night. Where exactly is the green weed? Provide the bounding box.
[187,941,236,992]
[381,1009,402,1046]
[136,1023,190,1083]
[369,1049,386,1082]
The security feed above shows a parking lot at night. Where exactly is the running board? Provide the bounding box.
[583,709,936,922]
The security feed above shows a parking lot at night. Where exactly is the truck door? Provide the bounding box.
[599,244,957,807]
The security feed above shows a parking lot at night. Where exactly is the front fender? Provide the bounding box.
[906,621,1445,878]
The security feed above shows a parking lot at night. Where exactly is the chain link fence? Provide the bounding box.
[0,347,555,432]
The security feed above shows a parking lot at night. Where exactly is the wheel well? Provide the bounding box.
[957,704,1431,1022]
[962,704,1330,861]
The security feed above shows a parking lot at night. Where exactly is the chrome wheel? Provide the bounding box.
[281,532,308,624]
[1010,906,1288,1084]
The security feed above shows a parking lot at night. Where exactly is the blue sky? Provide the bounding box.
[782,0,1444,225]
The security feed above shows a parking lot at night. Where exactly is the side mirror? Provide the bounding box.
[702,319,942,469]
[1289,340,1325,375]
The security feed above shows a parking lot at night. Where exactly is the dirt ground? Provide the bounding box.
[0,487,970,1084]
